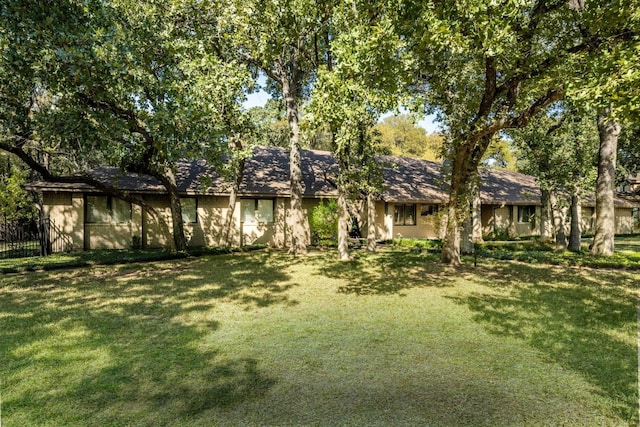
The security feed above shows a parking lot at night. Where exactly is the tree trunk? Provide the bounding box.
[281,74,308,255]
[366,192,376,252]
[591,110,620,256]
[442,144,477,264]
[568,193,582,252]
[337,189,350,260]
[441,133,494,264]
[472,188,483,243]
[461,212,474,255]
[461,178,481,255]
[157,166,187,252]
[220,156,245,247]
[442,198,461,264]
[551,190,567,250]
[539,188,553,242]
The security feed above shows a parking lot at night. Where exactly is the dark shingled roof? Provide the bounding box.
[479,168,540,206]
[378,156,448,203]
[25,146,639,208]
[26,146,340,197]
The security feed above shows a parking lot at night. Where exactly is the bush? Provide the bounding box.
[310,199,338,245]
[391,238,442,251]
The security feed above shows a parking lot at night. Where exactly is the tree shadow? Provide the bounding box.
[316,249,457,295]
[0,252,294,424]
[449,262,639,423]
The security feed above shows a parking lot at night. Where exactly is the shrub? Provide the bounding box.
[310,199,338,245]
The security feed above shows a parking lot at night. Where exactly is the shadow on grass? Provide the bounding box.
[0,252,294,424]
[316,249,458,295]
[451,263,639,424]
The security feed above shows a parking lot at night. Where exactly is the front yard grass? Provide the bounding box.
[1,249,637,426]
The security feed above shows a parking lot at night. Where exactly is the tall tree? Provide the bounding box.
[375,115,444,161]
[563,1,640,255]
[590,111,621,255]
[310,1,405,259]
[391,0,637,264]
[1,0,251,251]
[510,108,599,248]
[221,0,336,255]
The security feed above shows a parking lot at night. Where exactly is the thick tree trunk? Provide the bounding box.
[337,189,350,260]
[591,111,620,256]
[442,141,482,264]
[539,188,553,242]
[282,75,308,255]
[366,192,376,252]
[442,149,467,264]
[442,199,461,264]
[157,166,187,252]
[568,193,582,252]
[551,190,567,250]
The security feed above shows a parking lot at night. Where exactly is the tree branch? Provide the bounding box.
[76,93,155,145]
[469,88,564,142]
[472,56,497,127]
[0,139,155,211]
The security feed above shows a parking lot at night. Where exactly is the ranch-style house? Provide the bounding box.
[27,146,639,251]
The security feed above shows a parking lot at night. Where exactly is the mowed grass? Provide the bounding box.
[1,249,638,426]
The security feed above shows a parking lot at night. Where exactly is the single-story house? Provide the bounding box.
[26,146,639,251]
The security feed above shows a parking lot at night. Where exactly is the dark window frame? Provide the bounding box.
[85,195,132,224]
[518,205,536,223]
[394,203,417,226]
[420,204,439,217]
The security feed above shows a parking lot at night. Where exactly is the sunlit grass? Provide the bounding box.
[1,250,637,426]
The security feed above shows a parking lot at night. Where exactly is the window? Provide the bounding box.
[181,197,197,224]
[241,199,274,223]
[518,205,536,223]
[86,196,131,224]
[421,204,439,217]
[394,204,416,226]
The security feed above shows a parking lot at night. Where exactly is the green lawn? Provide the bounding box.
[1,249,638,426]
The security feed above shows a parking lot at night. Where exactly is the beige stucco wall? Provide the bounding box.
[84,204,143,250]
[185,196,233,247]
[615,208,635,234]
[481,205,541,237]
[142,195,174,249]
[582,207,595,234]
[41,192,638,250]
[43,192,84,251]
[481,205,513,236]
[512,206,538,236]
[385,203,443,240]
[374,202,392,240]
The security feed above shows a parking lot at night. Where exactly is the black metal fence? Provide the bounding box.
[0,218,72,259]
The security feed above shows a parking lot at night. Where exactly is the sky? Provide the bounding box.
[243,88,442,134]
